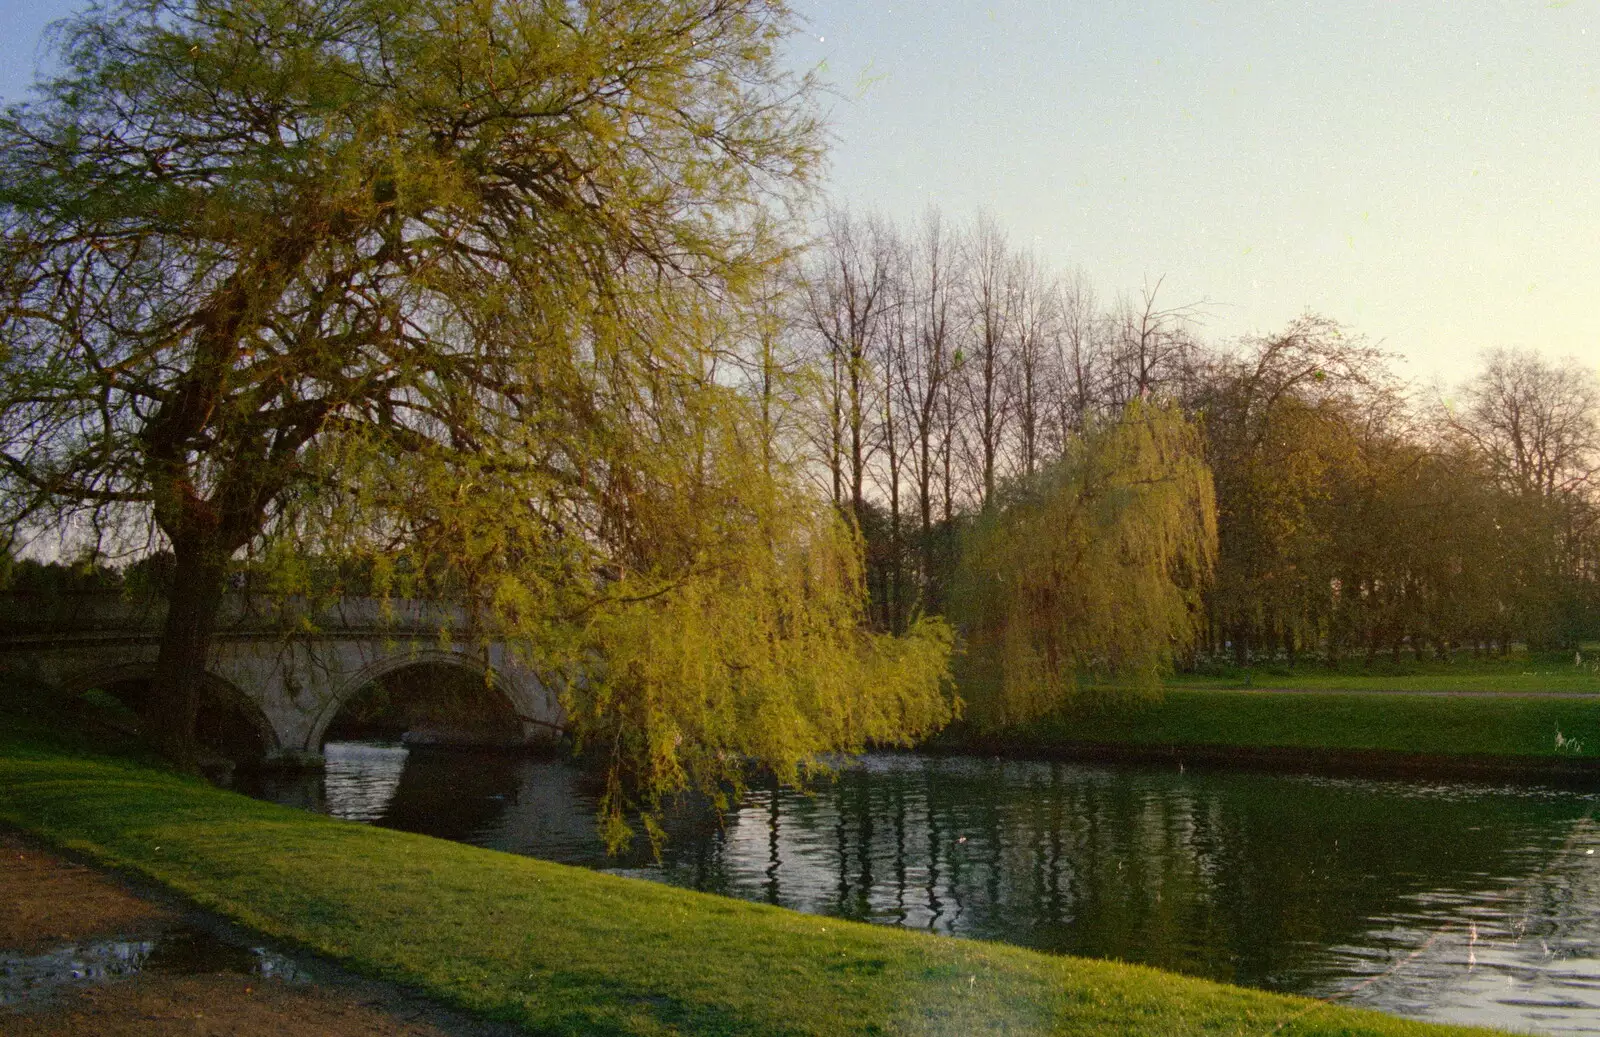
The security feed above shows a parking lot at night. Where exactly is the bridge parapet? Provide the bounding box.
[0,593,565,765]
[0,592,484,638]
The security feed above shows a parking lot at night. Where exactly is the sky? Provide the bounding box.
[786,0,1600,387]
[3,0,1598,387]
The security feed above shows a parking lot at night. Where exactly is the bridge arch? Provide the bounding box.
[307,647,537,750]
[65,661,281,762]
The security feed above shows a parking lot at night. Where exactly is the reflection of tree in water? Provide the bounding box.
[688,759,1592,993]
[249,747,1599,1026]
[377,749,522,844]
[391,756,734,874]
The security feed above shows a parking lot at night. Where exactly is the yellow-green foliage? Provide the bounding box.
[560,390,957,851]
[4,0,953,817]
[956,403,1217,728]
[288,353,956,852]
[575,524,955,852]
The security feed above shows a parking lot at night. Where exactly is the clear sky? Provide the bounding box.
[4,0,1598,386]
[786,0,1600,386]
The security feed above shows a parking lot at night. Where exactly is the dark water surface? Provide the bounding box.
[251,744,1600,1035]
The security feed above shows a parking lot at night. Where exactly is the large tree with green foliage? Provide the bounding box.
[1190,316,1385,662]
[0,0,954,830]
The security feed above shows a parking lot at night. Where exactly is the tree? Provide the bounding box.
[1009,247,1056,481]
[803,208,897,519]
[897,208,963,609]
[1191,315,1385,662]
[0,0,954,815]
[960,212,1017,510]
[1049,269,1105,446]
[1451,349,1600,500]
[1446,349,1600,645]
[952,403,1216,728]
[1105,278,1198,408]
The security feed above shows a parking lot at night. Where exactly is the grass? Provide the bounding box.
[1165,649,1600,694]
[0,724,1513,1037]
[996,688,1600,762]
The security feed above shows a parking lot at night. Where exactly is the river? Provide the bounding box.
[249,744,1600,1035]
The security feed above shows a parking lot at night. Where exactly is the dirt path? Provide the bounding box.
[0,832,518,1036]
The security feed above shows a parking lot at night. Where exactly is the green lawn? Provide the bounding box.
[995,687,1600,761]
[0,728,1511,1037]
[1165,650,1600,694]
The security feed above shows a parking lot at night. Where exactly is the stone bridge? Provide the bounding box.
[0,594,566,766]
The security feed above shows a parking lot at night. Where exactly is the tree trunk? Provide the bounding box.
[147,536,229,766]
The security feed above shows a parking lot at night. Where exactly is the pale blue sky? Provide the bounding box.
[789,1,1600,385]
[5,0,1599,384]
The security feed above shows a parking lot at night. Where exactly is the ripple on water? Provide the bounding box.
[322,741,409,822]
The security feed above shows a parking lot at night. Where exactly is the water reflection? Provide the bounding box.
[255,745,1600,1035]
[326,742,408,822]
[0,925,303,1007]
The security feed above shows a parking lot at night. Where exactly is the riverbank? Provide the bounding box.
[0,731,1511,1037]
[948,688,1600,777]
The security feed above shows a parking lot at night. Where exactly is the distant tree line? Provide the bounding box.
[791,205,1600,667]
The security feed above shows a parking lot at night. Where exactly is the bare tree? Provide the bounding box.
[1106,277,1200,408]
[1052,270,1107,444]
[1451,348,1600,500]
[961,212,1017,509]
[803,209,897,518]
[896,209,965,608]
[1009,248,1058,479]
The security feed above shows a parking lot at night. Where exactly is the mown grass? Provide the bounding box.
[1003,688,1600,761]
[1166,649,1600,694]
[0,729,1512,1037]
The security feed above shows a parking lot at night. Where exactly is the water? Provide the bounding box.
[250,743,1600,1035]
[0,924,304,1007]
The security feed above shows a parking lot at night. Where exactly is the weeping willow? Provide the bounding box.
[0,0,951,839]
[572,513,955,851]
[267,299,956,853]
[954,403,1217,729]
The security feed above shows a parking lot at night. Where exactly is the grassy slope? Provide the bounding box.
[0,734,1509,1037]
[1004,689,1600,761]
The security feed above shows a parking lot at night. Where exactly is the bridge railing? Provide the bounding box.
[0,592,486,639]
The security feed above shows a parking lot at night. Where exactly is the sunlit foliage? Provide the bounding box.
[953,403,1216,728]
[0,0,957,827]
[269,337,956,850]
